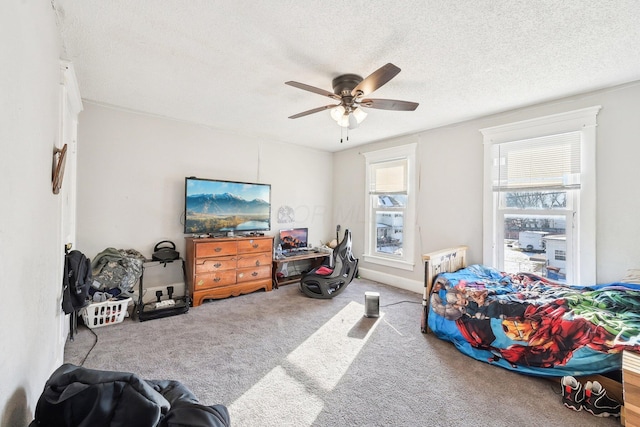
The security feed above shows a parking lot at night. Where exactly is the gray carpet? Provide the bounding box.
[65,278,619,426]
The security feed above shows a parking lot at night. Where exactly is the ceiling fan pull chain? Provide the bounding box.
[340,126,350,143]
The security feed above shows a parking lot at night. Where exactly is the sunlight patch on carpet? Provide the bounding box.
[229,301,383,425]
[287,301,383,391]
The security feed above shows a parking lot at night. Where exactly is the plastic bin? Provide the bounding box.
[81,297,132,329]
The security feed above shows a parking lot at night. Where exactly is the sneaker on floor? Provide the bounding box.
[561,376,584,411]
[583,380,621,418]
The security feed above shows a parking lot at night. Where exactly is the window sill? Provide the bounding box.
[362,254,414,271]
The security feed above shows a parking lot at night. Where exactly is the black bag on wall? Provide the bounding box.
[62,250,92,314]
[152,241,180,263]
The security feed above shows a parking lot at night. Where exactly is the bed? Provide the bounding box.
[421,246,640,380]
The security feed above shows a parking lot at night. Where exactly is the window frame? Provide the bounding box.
[480,106,600,285]
[363,143,417,271]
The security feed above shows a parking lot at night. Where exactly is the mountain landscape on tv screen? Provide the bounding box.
[187,192,269,215]
[185,192,270,233]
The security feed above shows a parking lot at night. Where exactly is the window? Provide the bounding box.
[481,107,600,285]
[363,143,417,271]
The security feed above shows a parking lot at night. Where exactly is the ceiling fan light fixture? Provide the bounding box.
[330,105,346,121]
[348,113,359,129]
[352,107,367,124]
[333,107,367,128]
[337,114,350,127]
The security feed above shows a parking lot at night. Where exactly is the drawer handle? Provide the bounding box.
[251,271,258,277]
[252,243,259,248]
[215,247,222,252]
[214,262,222,268]
[255,260,261,266]
[213,277,221,283]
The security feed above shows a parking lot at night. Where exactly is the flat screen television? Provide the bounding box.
[184,177,271,235]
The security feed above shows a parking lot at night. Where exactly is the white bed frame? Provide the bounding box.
[421,245,468,334]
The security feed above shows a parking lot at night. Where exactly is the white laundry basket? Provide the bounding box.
[81,297,131,329]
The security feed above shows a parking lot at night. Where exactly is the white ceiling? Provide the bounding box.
[53,1,640,152]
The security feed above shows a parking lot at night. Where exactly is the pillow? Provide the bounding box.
[315,266,333,276]
[621,269,640,284]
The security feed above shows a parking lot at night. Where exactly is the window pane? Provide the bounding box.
[375,211,403,256]
[500,190,567,210]
[503,214,567,282]
[376,194,406,208]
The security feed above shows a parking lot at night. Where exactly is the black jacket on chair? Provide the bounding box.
[30,364,230,427]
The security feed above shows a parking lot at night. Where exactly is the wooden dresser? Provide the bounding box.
[624,350,640,426]
[185,236,273,306]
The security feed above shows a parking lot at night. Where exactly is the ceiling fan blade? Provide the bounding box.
[288,104,339,119]
[285,81,341,100]
[360,98,419,111]
[351,63,401,97]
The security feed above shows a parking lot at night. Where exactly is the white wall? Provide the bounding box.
[0,2,67,425]
[335,81,640,291]
[76,103,334,262]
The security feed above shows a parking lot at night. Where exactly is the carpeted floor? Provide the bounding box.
[65,278,619,426]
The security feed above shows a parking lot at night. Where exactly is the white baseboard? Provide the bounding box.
[357,267,423,294]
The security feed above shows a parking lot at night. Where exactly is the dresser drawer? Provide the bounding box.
[194,270,237,290]
[237,265,271,283]
[237,253,271,269]
[237,238,272,254]
[195,256,237,273]
[195,241,237,258]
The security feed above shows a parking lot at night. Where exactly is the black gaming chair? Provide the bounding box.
[299,229,358,299]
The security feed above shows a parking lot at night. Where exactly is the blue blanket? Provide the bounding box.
[427,265,640,377]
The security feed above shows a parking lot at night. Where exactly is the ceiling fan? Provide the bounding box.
[285,63,419,129]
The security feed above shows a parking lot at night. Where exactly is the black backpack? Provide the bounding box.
[62,250,92,314]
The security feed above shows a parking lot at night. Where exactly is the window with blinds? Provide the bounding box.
[363,143,416,271]
[493,131,581,192]
[481,106,600,285]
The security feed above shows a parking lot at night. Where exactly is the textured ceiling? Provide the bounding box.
[53,1,640,152]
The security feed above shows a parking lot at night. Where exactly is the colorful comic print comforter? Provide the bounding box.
[426,265,640,377]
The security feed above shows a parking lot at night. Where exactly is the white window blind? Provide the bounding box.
[493,131,581,192]
[369,159,408,194]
